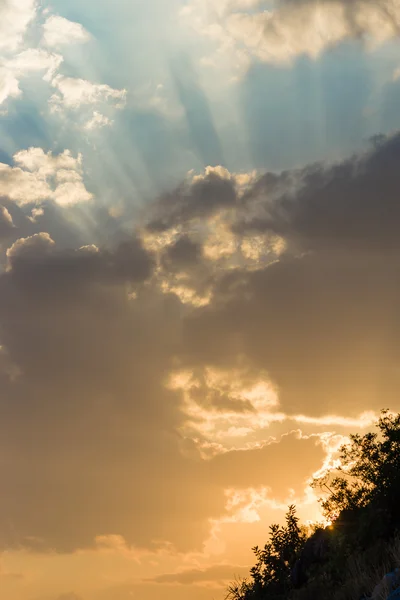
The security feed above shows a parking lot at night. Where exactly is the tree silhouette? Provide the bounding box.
[226,505,307,600]
[313,409,400,530]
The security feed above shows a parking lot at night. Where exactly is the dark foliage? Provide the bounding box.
[226,505,307,600]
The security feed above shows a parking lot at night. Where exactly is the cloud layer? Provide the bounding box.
[0,130,399,565]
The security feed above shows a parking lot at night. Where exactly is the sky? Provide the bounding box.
[1,0,400,599]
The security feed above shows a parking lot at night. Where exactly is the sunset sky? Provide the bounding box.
[1,1,400,599]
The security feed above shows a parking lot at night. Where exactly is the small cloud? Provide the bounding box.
[84,111,113,130]
[42,15,91,47]
[50,75,126,110]
[28,207,44,223]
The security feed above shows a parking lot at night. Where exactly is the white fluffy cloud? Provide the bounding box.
[0,148,93,206]
[0,0,36,52]
[8,48,63,81]
[49,75,127,127]
[50,75,127,110]
[84,111,113,130]
[0,1,60,107]
[42,15,91,47]
[0,3,124,128]
[0,48,63,106]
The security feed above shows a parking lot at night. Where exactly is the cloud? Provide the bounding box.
[84,111,113,130]
[2,106,400,568]
[148,132,400,420]
[183,0,400,68]
[146,166,238,231]
[0,49,63,106]
[0,222,326,554]
[0,66,21,105]
[0,206,14,234]
[6,0,400,593]
[0,147,93,206]
[161,236,203,270]
[49,75,127,128]
[6,231,55,267]
[42,15,91,47]
[238,133,400,251]
[0,2,123,130]
[8,48,62,80]
[50,76,127,111]
[149,563,249,585]
[5,234,153,282]
[0,0,36,52]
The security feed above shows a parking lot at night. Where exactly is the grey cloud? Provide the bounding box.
[140,132,400,418]
[6,232,55,263]
[145,131,400,253]
[0,231,323,555]
[0,237,194,553]
[238,133,400,252]
[6,235,154,291]
[147,170,237,232]
[183,250,400,415]
[161,235,203,270]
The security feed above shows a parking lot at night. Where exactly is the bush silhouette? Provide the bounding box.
[226,505,307,600]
